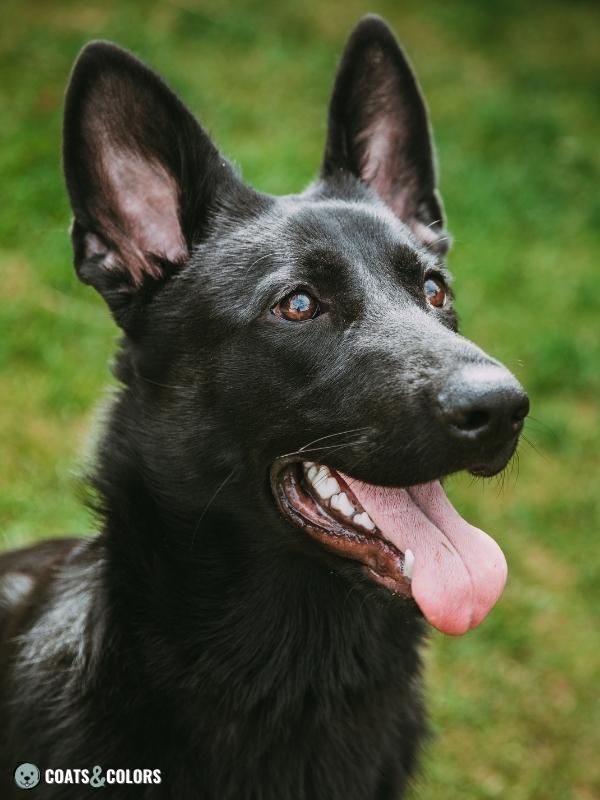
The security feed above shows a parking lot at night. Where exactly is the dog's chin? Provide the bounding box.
[468,442,519,478]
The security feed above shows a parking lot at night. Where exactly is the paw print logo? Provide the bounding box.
[14,763,41,790]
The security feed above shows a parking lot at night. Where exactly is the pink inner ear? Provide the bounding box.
[358,118,447,253]
[359,115,414,220]
[101,145,188,282]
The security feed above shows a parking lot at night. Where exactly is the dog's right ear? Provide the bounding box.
[322,16,449,255]
[63,41,239,327]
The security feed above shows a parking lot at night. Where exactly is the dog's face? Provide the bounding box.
[63,17,528,635]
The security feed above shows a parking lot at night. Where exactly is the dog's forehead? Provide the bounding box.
[277,197,418,261]
[212,196,429,286]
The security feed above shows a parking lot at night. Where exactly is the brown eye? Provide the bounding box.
[424,277,447,308]
[272,291,320,321]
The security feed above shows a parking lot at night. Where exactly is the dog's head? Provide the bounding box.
[63,16,528,635]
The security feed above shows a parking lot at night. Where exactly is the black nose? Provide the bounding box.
[436,365,529,444]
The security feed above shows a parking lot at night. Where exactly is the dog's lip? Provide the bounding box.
[271,456,509,636]
[271,459,413,596]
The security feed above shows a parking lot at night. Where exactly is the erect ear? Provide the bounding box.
[322,16,449,255]
[63,41,239,325]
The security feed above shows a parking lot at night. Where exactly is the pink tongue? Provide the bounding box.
[340,476,507,635]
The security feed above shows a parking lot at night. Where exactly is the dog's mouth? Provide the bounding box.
[272,460,508,635]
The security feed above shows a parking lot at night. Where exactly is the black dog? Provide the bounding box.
[0,15,528,799]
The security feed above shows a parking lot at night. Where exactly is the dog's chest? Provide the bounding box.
[179,672,425,800]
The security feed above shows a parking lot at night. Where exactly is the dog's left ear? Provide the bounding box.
[322,15,449,255]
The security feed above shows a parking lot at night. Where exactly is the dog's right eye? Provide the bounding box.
[272,291,320,322]
[424,276,447,308]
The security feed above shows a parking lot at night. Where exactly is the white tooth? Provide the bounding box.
[313,465,331,487]
[314,476,340,500]
[303,461,316,470]
[404,549,415,580]
[353,512,376,531]
[306,464,320,482]
[330,492,355,519]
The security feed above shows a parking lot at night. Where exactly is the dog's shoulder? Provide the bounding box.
[0,537,103,657]
[0,538,79,625]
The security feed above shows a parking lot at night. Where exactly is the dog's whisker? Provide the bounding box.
[244,252,277,273]
[191,469,235,547]
[297,427,371,453]
[341,427,431,485]
[520,433,547,461]
[525,415,557,435]
[279,435,369,463]
[137,374,191,391]
[494,467,506,497]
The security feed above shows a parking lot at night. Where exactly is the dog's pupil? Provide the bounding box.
[290,294,310,312]
[281,291,316,320]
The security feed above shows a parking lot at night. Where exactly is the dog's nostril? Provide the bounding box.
[455,408,491,433]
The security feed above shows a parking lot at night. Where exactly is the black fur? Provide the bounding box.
[0,16,527,799]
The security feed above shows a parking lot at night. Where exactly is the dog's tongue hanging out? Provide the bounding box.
[339,475,507,635]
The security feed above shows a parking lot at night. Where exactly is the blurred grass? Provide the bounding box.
[1,1,599,797]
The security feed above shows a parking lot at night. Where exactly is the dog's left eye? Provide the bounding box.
[424,277,447,308]
[272,291,320,321]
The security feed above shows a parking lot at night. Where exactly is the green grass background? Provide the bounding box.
[1,1,598,797]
